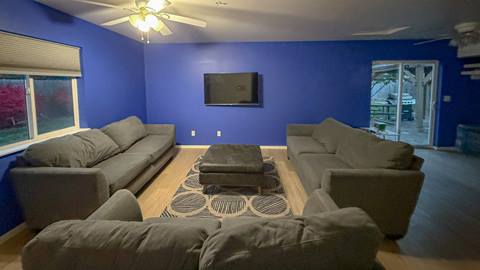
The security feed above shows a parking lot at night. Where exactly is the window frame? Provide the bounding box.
[0,75,80,156]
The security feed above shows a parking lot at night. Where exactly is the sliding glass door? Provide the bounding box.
[370,61,438,146]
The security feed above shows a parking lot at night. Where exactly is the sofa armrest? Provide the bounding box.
[87,189,143,222]
[145,124,176,145]
[10,167,109,229]
[302,189,339,215]
[321,169,424,237]
[286,124,316,136]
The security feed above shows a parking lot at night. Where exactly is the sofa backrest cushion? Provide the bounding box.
[73,129,120,167]
[22,220,211,270]
[312,118,354,153]
[21,135,90,168]
[336,129,414,170]
[199,208,382,270]
[20,129,120,168]
[101,116,146,151]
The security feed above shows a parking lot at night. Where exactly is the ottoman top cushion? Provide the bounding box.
[200,144,263,173]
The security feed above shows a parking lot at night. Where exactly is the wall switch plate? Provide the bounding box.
[191,130,196,137]
[443,95,452,102]
[216,130,222,137]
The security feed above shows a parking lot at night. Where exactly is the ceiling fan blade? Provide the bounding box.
[352,26,410,36]
[160,13,207,28]
[101,16,130,26]
[152,20,172,36]
[414,37,451,46]
[72,0,133,11]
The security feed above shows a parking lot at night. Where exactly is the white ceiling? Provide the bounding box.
[37,0,480,44]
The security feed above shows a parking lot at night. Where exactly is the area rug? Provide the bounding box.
[161,155,292,218]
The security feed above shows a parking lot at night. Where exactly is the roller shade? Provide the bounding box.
[0,31,82,77]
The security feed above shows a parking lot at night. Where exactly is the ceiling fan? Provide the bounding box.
[72,0,207,43]
[414,22,480,47]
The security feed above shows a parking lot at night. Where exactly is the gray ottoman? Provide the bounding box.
[199,144,265,194]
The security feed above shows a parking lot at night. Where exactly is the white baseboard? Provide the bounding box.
[260,145,287,150]
[176,145,287,150]
[0,223,27,245]
[432,146,460,152]
[176,145,209,149]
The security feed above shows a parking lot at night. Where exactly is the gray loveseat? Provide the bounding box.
[10,116,176,230]
[22,189,385,270]
[287,118,425,238]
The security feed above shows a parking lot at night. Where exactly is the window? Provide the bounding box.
[0,31,82,153]
[0,74,79,149]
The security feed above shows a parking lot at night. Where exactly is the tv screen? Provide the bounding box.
[204,72,259,105]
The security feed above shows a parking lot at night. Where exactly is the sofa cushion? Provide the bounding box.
[199,208,382,270]
[21,135,89,168]
[296,154,351,194]
[73,129,120,167]
[145,217,220,235]
[312,118,353,153]
[94,153,150,193]
[287,136,328,156]
[336,129,414,170]
[22,220,210,270]
[126,135,173,163]
[222,217,268,229]
[101,116,146,151]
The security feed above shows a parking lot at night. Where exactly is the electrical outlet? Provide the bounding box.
[217,130,222,137]
[191,130,196,137]
[443,95,452,102]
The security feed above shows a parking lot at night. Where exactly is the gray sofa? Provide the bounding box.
[10,116,176,230]
[287,118,425,238]
[22,189,385,270]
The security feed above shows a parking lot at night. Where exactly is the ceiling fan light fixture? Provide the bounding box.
[145,14,159,28]
[137,20,150,32]
[146,0,166,12]
[129,14,151,32]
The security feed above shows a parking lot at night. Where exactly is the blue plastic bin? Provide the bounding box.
[456,124,480,155]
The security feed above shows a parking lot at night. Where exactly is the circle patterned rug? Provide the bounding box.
[160,155,292,218]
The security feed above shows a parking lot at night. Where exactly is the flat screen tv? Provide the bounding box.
[204,72,259,106]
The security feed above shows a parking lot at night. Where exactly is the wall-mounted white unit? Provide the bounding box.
[458,43,480,58]
[461,63,480,80]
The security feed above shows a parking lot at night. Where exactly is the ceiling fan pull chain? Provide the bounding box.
[147,31,150,44]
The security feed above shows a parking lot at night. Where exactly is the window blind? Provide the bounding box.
[0,31,82,77]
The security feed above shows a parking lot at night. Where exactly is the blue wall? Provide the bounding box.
[0,154,22,236]
[144,41,480,146]
[0,0,146,235]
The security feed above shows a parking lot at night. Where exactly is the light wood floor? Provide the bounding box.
[1,147,479,270]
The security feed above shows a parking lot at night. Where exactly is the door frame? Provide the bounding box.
[371,60,439,147]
